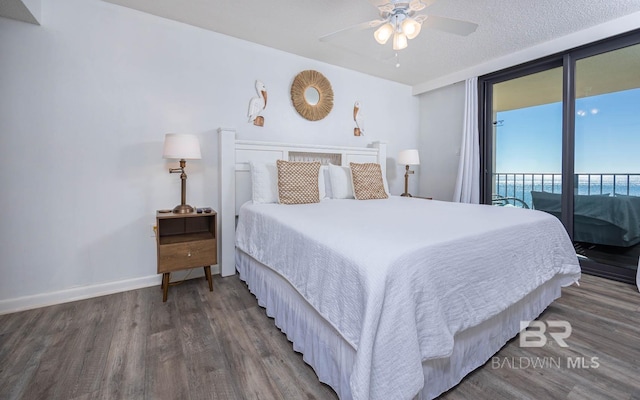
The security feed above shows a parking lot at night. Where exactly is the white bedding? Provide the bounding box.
[235,197,581,400]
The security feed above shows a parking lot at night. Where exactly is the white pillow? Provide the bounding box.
[250,162,278,203]
[251,161,328,203]
[321,165,333,199]
[328,164,354,199]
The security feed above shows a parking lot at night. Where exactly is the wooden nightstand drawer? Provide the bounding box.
[158,239,216,273]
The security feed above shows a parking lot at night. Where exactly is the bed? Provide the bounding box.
[217,129,581,400]
[531,190,640,247]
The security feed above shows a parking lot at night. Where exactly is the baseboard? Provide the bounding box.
[0,265,221,315]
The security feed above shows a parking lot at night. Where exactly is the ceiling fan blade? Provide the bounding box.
[422,14,478,36]
[409,0,428,12]
[371,0,437,10]
[367,0,391,8]
[319,19,385,42]
[377,3,395,15]
[419,0,438,8]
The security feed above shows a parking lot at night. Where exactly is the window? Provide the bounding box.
[480,29,640,284]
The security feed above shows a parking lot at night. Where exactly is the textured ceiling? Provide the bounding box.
[103,0,640,89]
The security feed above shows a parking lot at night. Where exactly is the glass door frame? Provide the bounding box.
[478,29,640,284]
[478,56,565,221]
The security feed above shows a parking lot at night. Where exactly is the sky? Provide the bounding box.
[495,88,640,174]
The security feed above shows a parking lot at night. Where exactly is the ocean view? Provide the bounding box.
[494,173,640,208]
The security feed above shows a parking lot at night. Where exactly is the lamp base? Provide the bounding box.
[400,193,413,197]
[172,204,195,214]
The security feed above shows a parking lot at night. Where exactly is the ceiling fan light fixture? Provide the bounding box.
[402,17,422,40]
[392,32,408,50]
[374,22,394,44]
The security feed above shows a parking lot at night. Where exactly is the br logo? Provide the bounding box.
[519,320,572,347]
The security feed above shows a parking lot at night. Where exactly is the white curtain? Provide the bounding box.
[453,77,480,203]
[636,257,640,292]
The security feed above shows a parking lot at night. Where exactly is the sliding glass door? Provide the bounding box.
[572,42,640,277]
[480,29,640,283]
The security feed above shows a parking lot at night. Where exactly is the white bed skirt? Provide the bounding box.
[236,249,564,399]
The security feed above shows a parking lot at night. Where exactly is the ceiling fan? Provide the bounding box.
[320,0,478,51]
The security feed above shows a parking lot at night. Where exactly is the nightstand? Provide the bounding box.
[155,210,217,302]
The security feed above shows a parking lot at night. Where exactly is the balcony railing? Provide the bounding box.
[493,173,640,208]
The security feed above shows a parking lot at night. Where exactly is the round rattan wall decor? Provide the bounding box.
[290,70,334,121]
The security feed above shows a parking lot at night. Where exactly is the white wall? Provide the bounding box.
[0,0,419,313]
[416,82,465,201]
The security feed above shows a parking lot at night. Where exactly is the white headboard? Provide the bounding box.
[217,128,387,276]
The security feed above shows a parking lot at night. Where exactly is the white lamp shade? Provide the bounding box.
[392,32,408,50]
[163,133,201,160]
[374,23,394,44]
[398,149,420,165]
[402,17,422,40]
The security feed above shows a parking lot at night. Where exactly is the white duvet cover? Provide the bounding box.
[235,197,581,400]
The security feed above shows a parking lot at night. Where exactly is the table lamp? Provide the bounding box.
[163,133,201,214]
[398,149,420,197]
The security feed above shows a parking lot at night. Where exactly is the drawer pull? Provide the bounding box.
[187,252,192,257]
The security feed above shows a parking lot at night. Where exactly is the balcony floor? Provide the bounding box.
[575,241,640,271]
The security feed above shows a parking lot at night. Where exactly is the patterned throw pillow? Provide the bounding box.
[350,162,389,200]
[276,160,321,204]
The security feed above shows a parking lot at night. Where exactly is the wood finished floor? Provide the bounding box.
[0,273,638,400]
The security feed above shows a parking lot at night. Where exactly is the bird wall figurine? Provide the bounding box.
[353,101,364,136]
[248,80,267,127]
